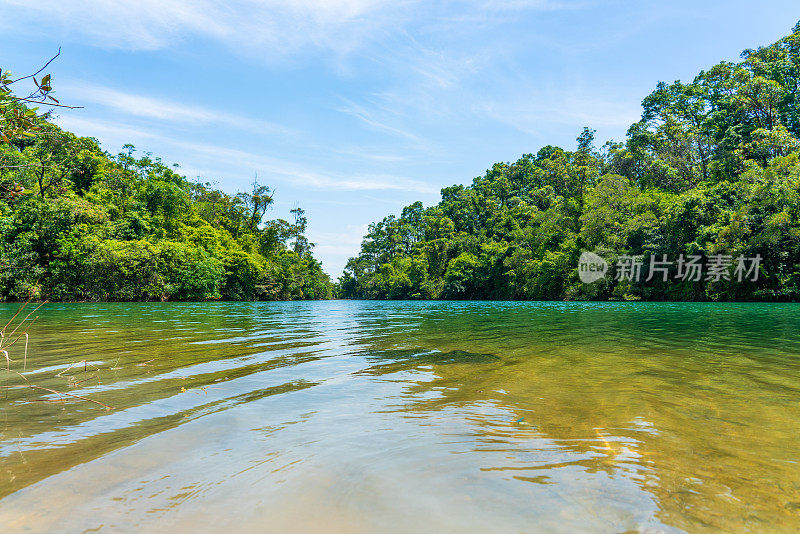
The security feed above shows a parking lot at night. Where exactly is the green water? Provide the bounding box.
[0,301,799,533]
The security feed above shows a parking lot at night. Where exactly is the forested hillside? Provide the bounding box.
[0,71,332,301]
[340,22,800,301]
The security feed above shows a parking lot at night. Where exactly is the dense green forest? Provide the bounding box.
[0,68,332,301]
[4,24,800,303]
[340,22,800,301]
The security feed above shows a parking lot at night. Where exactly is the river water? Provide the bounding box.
[0,301,799,532]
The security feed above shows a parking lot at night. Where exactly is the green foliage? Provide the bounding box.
[0,59,58,144]
[341,22,800,302]
[0,103,332,301]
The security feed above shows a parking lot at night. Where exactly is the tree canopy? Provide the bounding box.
[0,67,332,301]
[340,22,800,301]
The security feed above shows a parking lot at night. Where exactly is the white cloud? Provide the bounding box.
[166,137,438,192]
[469,0,592,10]
[55,115,161,143]
[312,224,369,254]
[0,0,590,58]
[60,83,293,135]
[337,99,423,143]
[54,115,437,194]
[330,146,407,163]
[0,0,404,57]
[477,87,642,136]
[1,0,225,50]
[309,223,372,276]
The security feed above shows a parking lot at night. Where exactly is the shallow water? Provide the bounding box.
[0,301,799,533]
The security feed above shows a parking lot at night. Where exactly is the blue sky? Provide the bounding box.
[1,1,798,276]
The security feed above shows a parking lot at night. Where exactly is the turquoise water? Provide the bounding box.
[1,301,799,532]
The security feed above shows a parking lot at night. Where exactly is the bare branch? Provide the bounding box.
[10,97,82,110]
[7,48,61,86]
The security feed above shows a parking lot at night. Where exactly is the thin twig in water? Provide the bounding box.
[26,385,113,410]
[70,375,99,387]
[56,359,100,377]
[4,300,47,346]
[2,317,38,352]
[1,299,29,335]
[1,302,112,410]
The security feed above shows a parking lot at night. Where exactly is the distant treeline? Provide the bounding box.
[0,95,332,300]
[340,22,800,301]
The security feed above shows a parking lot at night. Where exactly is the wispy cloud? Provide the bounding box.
[0,0,403,57]
[55,115,161,144]
[1,0,227,50]
[330,146,407,163]
[312,224,370,253]
[60,83,293,135]
[0,0,590,58]
[337,99,423,143]
[478,92,642,136]
[167,137,438,193]
[55,116,437,194]
[309,224,372,276]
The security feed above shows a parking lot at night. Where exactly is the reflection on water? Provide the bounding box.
[0,301,799,532]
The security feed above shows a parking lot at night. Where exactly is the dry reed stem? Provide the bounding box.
[2,301,114,410]
[26,385,113,410]
[1,299,29,334]
[56,360,100,377]
[4,301,46,340]
[70,375,100,387]
[0,383,113,410]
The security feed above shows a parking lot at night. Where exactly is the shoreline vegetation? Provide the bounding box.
[2,24,800,302]
[340,22,800,302]
[0,62,333,302]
